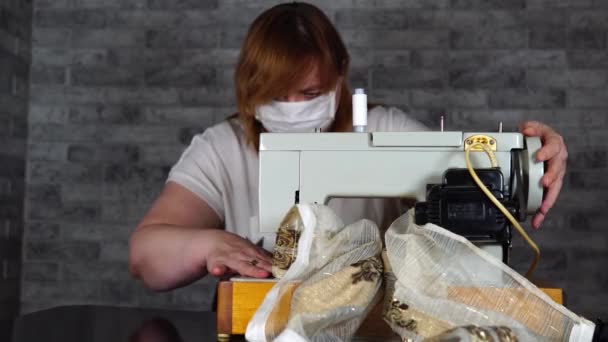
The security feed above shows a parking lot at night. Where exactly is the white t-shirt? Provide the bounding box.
[167,106,428,242]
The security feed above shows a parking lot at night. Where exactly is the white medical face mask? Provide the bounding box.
[255,89,337,133]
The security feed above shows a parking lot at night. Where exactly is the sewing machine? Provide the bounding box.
[256,129,544,263]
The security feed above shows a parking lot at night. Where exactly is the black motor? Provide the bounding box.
[414,168,521,263]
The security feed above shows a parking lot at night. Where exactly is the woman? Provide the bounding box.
[129,2,568,291]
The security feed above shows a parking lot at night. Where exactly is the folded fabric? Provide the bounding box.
[246,204,384,342]
[384,209,595,342]
[250,205,596,342]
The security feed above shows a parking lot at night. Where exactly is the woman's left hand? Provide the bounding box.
[519,121,568,229]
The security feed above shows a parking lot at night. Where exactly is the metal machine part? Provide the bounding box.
[413,133,525,264]
[414,168,516,263]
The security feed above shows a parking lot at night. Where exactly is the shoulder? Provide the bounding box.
[367,105,428,132]
[198,117,242,140]
[190,117,244,148]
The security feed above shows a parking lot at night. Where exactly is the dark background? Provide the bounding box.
[2,0,608,340]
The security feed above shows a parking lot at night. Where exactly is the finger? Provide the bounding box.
[251,258,273,272]
[228,260,270,279]
[541,156,563,187]
[243,246,273,264]
[540,178,563,215]
[532,212,545,230]
[254,248,273,263]
[534,169,564,230]
[239,251,273,272]
[519,121,543,136]
[536,135,564,162]
[208,263,227,277]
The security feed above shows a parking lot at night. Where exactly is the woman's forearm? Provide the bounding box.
[129,224,211,291]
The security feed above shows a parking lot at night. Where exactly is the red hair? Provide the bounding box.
[235,2,352,149]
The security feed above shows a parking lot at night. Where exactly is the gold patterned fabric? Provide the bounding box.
[290,255,383,316]
[272,206,304,278]
[425,325,519,342]
[351,256,383,284]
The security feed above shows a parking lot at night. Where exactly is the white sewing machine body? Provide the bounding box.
[258,131,544,263]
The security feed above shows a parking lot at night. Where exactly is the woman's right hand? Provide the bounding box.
[200,229,272,278]
[130,182,273,290]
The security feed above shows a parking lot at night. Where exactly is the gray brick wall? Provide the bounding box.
[1,0,32,339]
[25,0,608,321]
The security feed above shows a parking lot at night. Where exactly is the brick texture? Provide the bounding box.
[22,0,608,323]
[1,0,32,339]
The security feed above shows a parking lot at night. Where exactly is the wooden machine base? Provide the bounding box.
[216,279,564,341]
